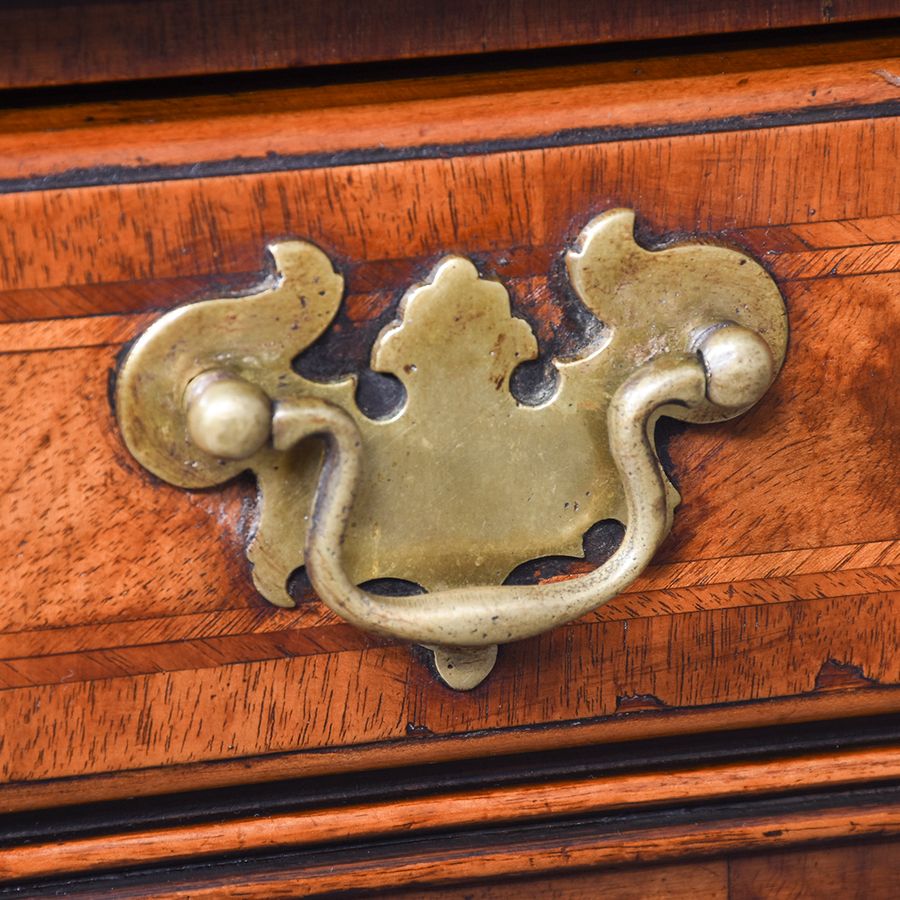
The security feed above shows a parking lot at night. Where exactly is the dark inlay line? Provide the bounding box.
[3,100,899,196]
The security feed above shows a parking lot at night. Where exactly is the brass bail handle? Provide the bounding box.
[116,210,789,690]
[185,323,775,688]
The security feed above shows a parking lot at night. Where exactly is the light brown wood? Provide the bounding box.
[2,745,896,882]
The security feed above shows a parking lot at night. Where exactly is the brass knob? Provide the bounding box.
[696,323,776,410]
[184,371,272,460]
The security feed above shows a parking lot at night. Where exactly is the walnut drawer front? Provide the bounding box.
[0,33,899,894]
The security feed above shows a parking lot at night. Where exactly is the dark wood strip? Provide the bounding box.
[4,787,900,897]
[3,689,898,814]
[0,2,896,90]
[1,746,898,883]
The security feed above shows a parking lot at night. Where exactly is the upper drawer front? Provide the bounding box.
[1,43,899,808]
[1,1,898,89]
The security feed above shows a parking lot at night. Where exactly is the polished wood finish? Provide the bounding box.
[25,803,898,897]
[0,1,897,90]
[1,35,899,191]
[728,842,900,899]
[0,39,899,812]
[3,745,897,881]
[421,842,900,898]
[1,19,898,897]
[24,844,897,899]
[3,690,898,815]
[419,861,732,900]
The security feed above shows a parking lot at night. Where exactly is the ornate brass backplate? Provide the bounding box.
[116,210,787,689]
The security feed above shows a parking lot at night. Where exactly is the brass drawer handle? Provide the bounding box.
[116,209,787,689]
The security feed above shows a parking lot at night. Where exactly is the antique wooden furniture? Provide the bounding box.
[1,5,899,896]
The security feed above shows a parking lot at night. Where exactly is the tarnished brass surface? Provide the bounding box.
[116,209,787,689]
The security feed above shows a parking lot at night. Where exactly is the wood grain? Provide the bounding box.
[3,120,899,294]
[419,843,900,899]
[2,123,899,319]
[415,861,730,900]
[0,1,896,90]
[2,745,897,881]
[728,841,900,899]
[3,689,898,816]
[1,41,898,189]
[37,802,900,898]
[0,41,898,809]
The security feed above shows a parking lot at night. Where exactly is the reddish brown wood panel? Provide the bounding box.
[0,1,897,90]
[728,841,900,899]
[3,746,896,881]
[1,37,898,189]
[417,862,730,900]
[0,54,898,807]
[3,121,900,300]
[417,841,900,899]
[38,804,900,898]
